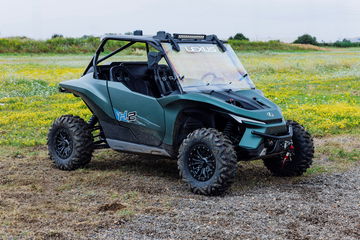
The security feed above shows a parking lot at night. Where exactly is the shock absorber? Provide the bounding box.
[88,115,98,128]
[88,115,108,149]
[223,121,234,138]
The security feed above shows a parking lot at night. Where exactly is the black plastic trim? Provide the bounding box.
[252,125,293,140]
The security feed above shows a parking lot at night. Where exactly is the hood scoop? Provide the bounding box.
[209,91,269,110]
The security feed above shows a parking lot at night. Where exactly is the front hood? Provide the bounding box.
[157,89,283,123]
[208,90,270,110]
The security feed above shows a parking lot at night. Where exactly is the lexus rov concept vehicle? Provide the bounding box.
[48,31,314,195]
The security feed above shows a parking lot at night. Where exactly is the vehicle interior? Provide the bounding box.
[93,40,179,98]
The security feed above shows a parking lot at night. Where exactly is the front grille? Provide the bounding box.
[265,124,287,135]
[263,118,283,124]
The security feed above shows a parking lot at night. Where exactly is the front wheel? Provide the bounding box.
[47,115,93,170]
[177,128,237,196]
[263,120,314,176]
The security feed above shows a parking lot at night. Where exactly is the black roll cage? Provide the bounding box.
[82,31,228,96]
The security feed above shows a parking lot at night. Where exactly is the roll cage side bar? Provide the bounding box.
[83,37,184,95]
[82,31,227,95]
[83,31,227,77]
[83,38,163,77]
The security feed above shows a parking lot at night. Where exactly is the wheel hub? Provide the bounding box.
[54,129,73,159]
[188,144,216,181]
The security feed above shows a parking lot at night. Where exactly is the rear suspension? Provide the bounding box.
[88,115,109,149]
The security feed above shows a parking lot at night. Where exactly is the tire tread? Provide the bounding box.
[263,120,314,176]
[178,128,237,195]
[47,115,93,170]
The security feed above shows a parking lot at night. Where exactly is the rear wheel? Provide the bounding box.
[47,115,93,170]
[178,128,237,196]
[263,120,314,176]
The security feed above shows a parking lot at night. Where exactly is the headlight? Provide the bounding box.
[229,114,266,125]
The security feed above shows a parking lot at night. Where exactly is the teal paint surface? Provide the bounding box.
[239,127,266,149]
[107,81,166,145]
[60,74,114,118]
[158,90,285,147]
[60,76,286,150]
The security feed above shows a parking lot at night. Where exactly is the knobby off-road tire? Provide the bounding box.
[263,120,314,176]
[47,115,93,170]
[178,128,237,196]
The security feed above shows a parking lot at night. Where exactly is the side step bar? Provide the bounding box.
[106,139,171,157]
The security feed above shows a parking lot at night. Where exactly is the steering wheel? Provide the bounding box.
[200,72,224,84]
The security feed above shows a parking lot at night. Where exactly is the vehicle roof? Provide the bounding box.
[101,34,157,43]
[100,31,226,46]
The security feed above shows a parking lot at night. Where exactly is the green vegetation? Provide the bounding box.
[228,39,325,51]
[320,39,360,48]
[293,33,360,48]
[2,34,359,55]
[0,36,145,54]
[229,33,249,41]
[293,34,318,45]
[0,36,326,54]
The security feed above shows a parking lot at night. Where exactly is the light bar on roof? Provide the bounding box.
[173,33,206,40]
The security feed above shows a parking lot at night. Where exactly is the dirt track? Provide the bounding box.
[90,164,360,240]
[0,136,359,239]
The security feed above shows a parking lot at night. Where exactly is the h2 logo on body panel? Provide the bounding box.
[114,109,137,123]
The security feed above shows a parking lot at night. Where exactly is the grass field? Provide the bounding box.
[0,49,359,146]
[0,49,359,238]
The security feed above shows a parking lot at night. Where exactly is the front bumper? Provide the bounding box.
[237,123,292,160]
[238,120,288,149]
[252,124,293,140]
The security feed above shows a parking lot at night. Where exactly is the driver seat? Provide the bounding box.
[109,64,153,96]
[153,64,177,96]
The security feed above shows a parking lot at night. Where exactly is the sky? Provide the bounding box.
[0,0,359,42]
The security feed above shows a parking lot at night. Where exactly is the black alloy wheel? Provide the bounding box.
[188,143,216,182]
[54,128,73,159]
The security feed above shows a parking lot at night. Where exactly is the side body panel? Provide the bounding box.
[60,74,286,152]
[107,81,165,146]
[61,74,166,147]
[60,74,114,120]
[158,90,286,149]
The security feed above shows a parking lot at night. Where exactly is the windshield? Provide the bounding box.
[162,43,255,92]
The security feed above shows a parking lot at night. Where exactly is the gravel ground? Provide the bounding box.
[91,166,360,240]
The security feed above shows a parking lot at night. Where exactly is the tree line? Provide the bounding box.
[229,33,360,48]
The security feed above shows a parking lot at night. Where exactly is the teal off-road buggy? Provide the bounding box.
[47,31,314,195]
